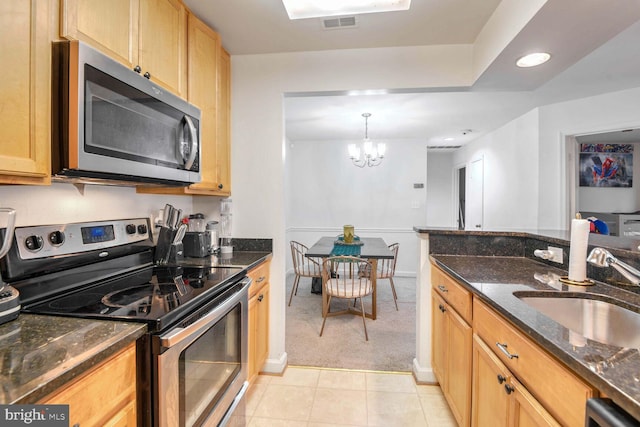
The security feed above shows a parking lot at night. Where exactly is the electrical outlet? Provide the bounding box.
[547,246,563,264]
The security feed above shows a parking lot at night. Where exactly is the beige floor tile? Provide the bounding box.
[308,423,366,427]
[270,366,321,387]
[419,394,457,427]
[367,391,428,427]
[317,369,367,390]
[252,384,316,421]
[246,382,268,417]
[248,417,308,427]
[365,372,417,393]
[415,384,444,396]
[253,374,274,385]
[309,388,368,426]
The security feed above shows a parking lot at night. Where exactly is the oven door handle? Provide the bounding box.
[160,277,251,348]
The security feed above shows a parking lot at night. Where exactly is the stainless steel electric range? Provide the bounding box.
[1,218,250,427]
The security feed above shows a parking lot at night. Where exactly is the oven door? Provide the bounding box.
[155,277,250,427]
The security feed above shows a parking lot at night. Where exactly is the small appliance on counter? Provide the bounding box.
[206,221,219,255]
[0,208,19,326]
[184,213,211,258]
[220,199,233,254]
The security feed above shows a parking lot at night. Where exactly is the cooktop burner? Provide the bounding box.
[22,264,244,331]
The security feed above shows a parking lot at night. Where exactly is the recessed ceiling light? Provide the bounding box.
[282,0,411,20]
[516,52,551,68]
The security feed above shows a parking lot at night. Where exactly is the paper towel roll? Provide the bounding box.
[568,218,590,282]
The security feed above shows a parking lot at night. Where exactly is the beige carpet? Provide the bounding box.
[285,273,416,372]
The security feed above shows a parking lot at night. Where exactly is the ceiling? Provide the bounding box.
[183,0,640,146]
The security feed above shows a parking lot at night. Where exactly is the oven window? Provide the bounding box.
[180,304,241,427]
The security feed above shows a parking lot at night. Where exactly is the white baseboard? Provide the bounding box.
[261,351,288,376]
[412,358,437,385]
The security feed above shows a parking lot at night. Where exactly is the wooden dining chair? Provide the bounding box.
[289,241,322,306]
[320,256,374,341]
[377,243,399,310]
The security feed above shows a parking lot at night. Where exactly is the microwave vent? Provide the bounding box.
[323,16,357,30]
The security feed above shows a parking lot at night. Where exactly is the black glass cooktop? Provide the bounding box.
[22,264,244,331]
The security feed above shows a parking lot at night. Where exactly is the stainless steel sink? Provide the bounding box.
[516,293,640,348]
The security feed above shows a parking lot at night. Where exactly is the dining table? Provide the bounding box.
[305,236,394,320]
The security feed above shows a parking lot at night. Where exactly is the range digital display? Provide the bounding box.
[81,224,115,244]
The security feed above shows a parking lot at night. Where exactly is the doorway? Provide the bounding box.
[457,166,466,230]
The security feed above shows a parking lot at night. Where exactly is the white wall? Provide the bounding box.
[426,151,455,227]
[452,109,540,230]
[538,86,640,229]
[0,183,201,227]
[231,44,476,373]
[284,138,427,276]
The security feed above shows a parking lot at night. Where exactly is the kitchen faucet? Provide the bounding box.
[586,247,640,285]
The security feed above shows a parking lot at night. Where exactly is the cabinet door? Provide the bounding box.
[431,290,447,387]
[255,282,270,373]
[61,0,139,68]
[447,305,472,427]
[40,343,137,426]
[248,290,259,382]
[510,377,561,427]
[138,0,187,96]
[0,0,51,184]
[472,334,510,427]
[187,14,221,192]
[215,48,232,194]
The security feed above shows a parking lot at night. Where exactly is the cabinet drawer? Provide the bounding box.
[473,298,595,427]
[431,263,472,324]
[248,259,271,296]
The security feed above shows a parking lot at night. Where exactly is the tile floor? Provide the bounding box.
[246,366,457,427]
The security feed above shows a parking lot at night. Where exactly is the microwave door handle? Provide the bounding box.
[182,115,198,170]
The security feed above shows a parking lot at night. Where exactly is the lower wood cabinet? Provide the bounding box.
[432,291,472,426]
[432,266,472,427]
[38,342,137,427]
[431,263,597,427]
[473,298,596,427]
[247,258,271,383]
[472,334,560,427]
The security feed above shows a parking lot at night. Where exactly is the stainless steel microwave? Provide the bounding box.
[52,40,201,186]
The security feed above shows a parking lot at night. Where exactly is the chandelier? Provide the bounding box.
[348,113,386,168]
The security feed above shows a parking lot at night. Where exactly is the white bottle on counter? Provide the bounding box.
[220,199,233,254]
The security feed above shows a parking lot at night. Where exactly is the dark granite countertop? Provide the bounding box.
[178,251,272,270]
[431,254,640,421]
[0,314,145,404]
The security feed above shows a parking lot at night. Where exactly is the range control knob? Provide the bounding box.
[48,231,65,246]
[25,235,44,252]
[126,224,137,235]
[137,224,148,235]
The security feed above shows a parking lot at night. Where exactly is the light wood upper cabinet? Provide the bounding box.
[61,0,187,96]
[216,47,232,195]
[138,13,231,196]
[0,0,53,185]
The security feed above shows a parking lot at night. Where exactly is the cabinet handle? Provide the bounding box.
[133,65,141,73]
[258,294,264,302]
[497,374,506,384]
[504,384,515,395]
[438,304,446,313]
[437,285,448,293]
[144,71,151,79]
[496,342,519,359]
[218,183,224,189]
[256,276,265,283]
